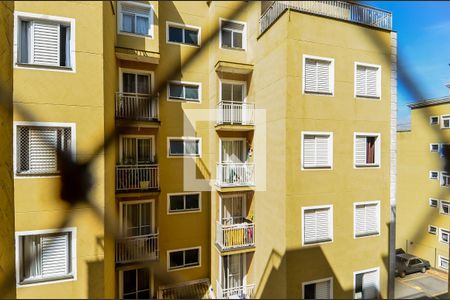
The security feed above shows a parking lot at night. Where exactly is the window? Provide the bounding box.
[354,202,380,238]
[439,228,449,244]
[120,268,151,299]
[120,136,155,165]
[354,268,379,299]
[442,115,450,129]
[15,123,75,176]
[121,200,155,237]
[15,12,74,69]
[302,132,333,169]
[438,256,449,271]
[430,116,439,125]
[119,2,153,37]
[303,55,334,95]
[167,22,200,46]
[354,133,381,167]
[220,19,245,50]
[355,63,381,98]
[429,198,438,208]
[168,193,201,214]
[428,225,437,235]
[221,81,245,102]
[168,247,200,270]
[121,71,151,94]
[302,205,333,245]
[303,278,333,299]
[168,81,201,102]
[430,171,439,179]
[441,171,450,186]
[168,138,201,157]
[16,228,76,285]
[440,201,450,215]
[439,144,450,158]
[430,143,440,152]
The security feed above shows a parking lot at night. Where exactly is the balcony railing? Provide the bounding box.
[216,222,255,251]
[216,281,255,299]
[216,101,255,126]
[116,231,159,264]
[115,92,159,121]
[216,163,255,187]
[116,164,159,192]
[260,1,392,34]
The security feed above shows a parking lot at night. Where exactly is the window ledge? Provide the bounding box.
[304,91,334,96]
[118,31,153,39]
[220,45,246,51]
[355,164,380,168]
[355,95,381,100]
[19,274,74,286]
[16,63,73,71]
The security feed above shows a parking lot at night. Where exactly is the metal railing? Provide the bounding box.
[116,164,159,192]
[216,221,255,251]
[116,231,159,264]
[260,1,392,34]
[115,92,159,121]
[216,163,255,187]
[216,101,255,125]
[216,281,255,299]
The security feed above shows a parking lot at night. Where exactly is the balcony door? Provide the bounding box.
[221,194,246,225]
[121,200,155,237]
[122,71,151,95]
[220,80,247,124]
[221,139,246,164]
[120,135,155,165]
[221,254,245,295]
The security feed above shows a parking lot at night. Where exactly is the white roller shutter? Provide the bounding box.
[316,135,330,166]
[303,135,316,168]
[355,205,366,236]
[41,233,69,277]
[362,270,379,299]
[317,60,330,93]
[32,21,60,66]
[315,280,331,299]
[304,207,332,244]
[303,134,331,168]
[356,65,379,98]
[355,203,379,237]
[365,204,378,234]
[29,128,58,173]
[304,58,332,94]
[355,136,367,165]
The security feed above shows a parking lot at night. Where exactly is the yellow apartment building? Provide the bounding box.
[3,1,396,299]
[397,85,450,275]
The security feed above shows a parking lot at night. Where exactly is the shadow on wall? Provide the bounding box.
[87,259,105,299]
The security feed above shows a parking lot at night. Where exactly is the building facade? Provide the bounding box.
[4,1,396,299]
[397,86,450,275]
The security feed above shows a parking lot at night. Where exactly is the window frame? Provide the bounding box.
[166,21,201,47]
[219,79,247,103]
[167,247,201,272]
[301,131,333,170]
[15,227,77,287]
[440,200,450,215]
[301,277,333,299]
[353,132,381,168]
[430,116,439,125]
[13,121,76,179]
[439,228,450,244]
[117,1,154,38]
[430,143,440,152]
[428,225,437,235]
[118,267,154,299]
[354,62,382,99]
[438,255,449,271]
[14,11,76,72]
[301,204,334,246]
[430,171,439,180]
[353,200,381,239]
[119,199,156,237]
[441,115,450,129]
[429,198,439,208]
[353,267,380,300]
[167,80,202,103]
[119,68,155,94]
[119,134,156,165]
[167,192,202,215]
[302,54,335,96]
[440,171,450,186]
[219,18,247,51]
[167,137,202,158]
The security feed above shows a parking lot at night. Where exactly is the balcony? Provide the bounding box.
[260,1,392,34]
[116,164,159,192]
[216,281,255,299]
[115,92,159,124]
[115,231,159,264]
[216,101,255,130]
[216,221,255,252]
[216,163,255,188]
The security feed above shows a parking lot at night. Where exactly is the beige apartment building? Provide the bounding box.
[1,1,396,299]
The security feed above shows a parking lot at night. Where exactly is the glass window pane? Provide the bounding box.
[169,140,184,155]
[304,283,316,299]
[168,26,183,43]
[137,139,152,163]
[233,31,243,48]
[123,73,136,93]
[122,13,134,33]
[170,251,184,268]
[184,29,198,45]
[221,83,232,101]
[221,29,232,48]
[20,21,30,63]
[184,249,199,265]
[137,268,150,290]
[170,195,185,211]
[184,85,199,100]
[138,291,150,299]
[185,194,199,209]
[137,75,150,94]
[233,84,244,102]
[123,270,137,294]
[184,140,199,155]
[169,83,184,99]
[136,16,149,35]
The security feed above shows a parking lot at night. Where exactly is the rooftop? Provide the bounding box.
[408,96,450,109]
[259,1,393,34]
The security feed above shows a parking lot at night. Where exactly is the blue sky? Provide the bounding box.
[365,1,450,125]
